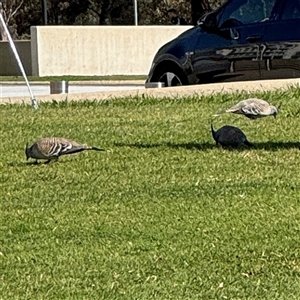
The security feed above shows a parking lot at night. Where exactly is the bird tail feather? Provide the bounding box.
[88,146,106,151]
[212,110,226,117]
[211,122,217,142]
[61,148,86,155]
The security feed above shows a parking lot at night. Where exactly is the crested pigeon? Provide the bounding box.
[214,98,280,119]
[25,137,105,163]
[211,124,253,148]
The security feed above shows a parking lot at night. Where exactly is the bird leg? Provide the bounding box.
[44,157,59,164]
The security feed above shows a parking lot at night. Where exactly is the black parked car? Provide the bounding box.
[145,0,300,87]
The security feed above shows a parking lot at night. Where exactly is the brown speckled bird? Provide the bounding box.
[25,137,105,163]
[211,124,253,148]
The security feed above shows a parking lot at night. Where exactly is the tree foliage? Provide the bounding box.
[0,0,225,40]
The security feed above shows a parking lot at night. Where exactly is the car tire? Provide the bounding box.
[152,66,187,87]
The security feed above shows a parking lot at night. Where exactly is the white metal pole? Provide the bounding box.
[134,0,138,25]
[0,12,38,109]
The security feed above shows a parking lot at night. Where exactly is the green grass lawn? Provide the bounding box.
[1,87,299,299]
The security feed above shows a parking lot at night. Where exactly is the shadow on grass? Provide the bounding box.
[115,141,218,151]
[252,141,300,151]
[115,141,300,151]
[6,160,69,167]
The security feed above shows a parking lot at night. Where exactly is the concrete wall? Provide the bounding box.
[31,26,192,77]
[0,41,32,76]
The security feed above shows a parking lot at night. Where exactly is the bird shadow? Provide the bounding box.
[251,141,300,151]
[115,141,220,151]
[5,161,39,167]
[5,141,299,168]
[115,141,300,151]
[6,160,69,167]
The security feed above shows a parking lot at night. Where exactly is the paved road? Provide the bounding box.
[0,82,145,98]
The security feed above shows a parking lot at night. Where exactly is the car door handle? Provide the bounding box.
[246,35,262,43]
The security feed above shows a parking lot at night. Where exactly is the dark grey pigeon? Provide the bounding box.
[211,124,253,148]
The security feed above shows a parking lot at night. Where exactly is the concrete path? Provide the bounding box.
[0,78,299,105]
